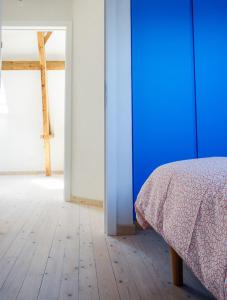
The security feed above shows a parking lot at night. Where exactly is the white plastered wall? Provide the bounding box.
[72,0,104,201]
[0,0,2,82]
[2,0,73,23]
[0,71,65,172]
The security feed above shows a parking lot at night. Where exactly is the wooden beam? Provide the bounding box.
[46,61,65,70]
[2,61,65,71]
[37,32,52,177]
[44,32,52,44]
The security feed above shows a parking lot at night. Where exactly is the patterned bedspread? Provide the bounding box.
[135,157,227,300]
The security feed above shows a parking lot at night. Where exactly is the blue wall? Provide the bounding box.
[131,0,227,206]
[131,0,198,201]
[193,0,227,158]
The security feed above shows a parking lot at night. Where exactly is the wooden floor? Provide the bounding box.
[0,176,214,300]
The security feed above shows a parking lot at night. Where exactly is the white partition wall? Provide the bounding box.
[105,0,133,235]
[0,0,2,79]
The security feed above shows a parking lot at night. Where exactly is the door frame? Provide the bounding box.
[105,0,134,235]
[1,21,73,202]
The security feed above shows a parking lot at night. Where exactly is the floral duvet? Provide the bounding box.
[135,157,227,300]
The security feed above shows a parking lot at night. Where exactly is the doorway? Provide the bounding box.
[0,24,72,202]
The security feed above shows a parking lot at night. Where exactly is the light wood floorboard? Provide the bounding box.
[0,176,215,300]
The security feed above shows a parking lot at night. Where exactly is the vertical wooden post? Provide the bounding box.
[170,247,183,286]
[37,32,52,176]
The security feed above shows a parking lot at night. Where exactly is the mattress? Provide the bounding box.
[135,157,227,300]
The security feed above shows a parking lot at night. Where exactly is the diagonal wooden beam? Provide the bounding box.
[37,32,52,177]
[2,61,65,71]
[44,32,52,45]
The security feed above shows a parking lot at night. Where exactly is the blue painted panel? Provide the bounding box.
[131,0,197,201]
[193,0,227,157]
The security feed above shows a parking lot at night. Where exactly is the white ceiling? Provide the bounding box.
[2,30,66,61]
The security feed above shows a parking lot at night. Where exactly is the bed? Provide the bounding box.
[135,157,227,300]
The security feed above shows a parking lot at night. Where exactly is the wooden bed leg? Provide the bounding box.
[170,247,183,287]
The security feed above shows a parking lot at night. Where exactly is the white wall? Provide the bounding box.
[2,30,66,61]
[2,0,105,201]
[105,0,133,233]
[2,0,73,23]
[0,0,2,83]
[72,0,104,201]
[0,71,65,172]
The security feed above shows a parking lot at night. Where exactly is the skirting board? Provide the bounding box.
[0,171,64,175]
[117,224,136,236]
[71,196,104,208]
